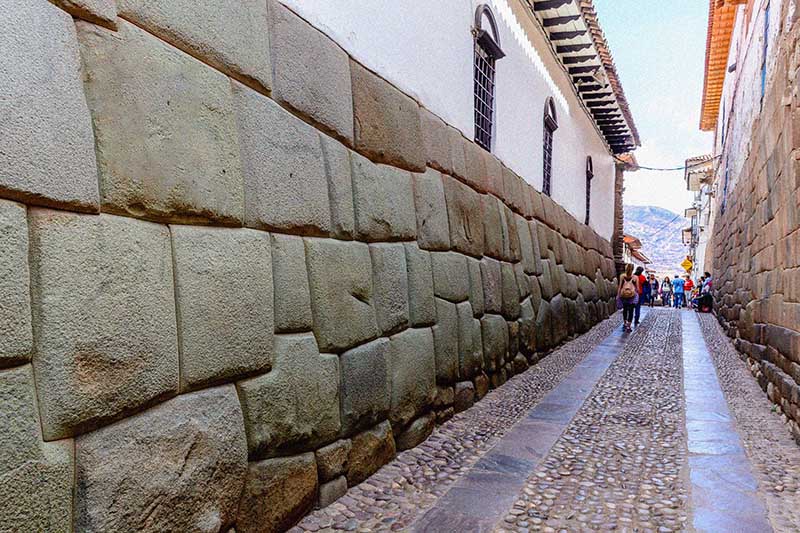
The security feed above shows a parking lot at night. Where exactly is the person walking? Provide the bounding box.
[672,275,685,309]
[683,275,694,308]
[634,266,647,326]
[647,275,659,307]
[661,276,672,307]
[617,264,639,332]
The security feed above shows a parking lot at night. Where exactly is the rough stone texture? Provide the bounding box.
[433,298,460,384]
[346,421,396,485]
[395,412,436,451]
[453,381,476,413]
[404,243,437,327]
[443,175,485,257]
[237,453,317,533]
[339,338,391,435]
[481,257,503,314]
[468,257,486,317]
[0,365,73,532]
[413,168,451,250]
[79,21,243,225]
[431,251,470,302]
[370,244,410,335]
[351,151,417,242]
[482,194,506,260]
[457,302,484,379]
[482,314,509,373]
[51,0,117,28]
[29,210,178,440]
[305,239,379,352]
[318,476,348,508]
[271,234,312,333]
[350,60,425,172]
[237,334,339,459]
[315,439,351,483]
[462,139,489,193]
[268,0,353,143]
[0,200,32,368]
[474,372,490,399]
[501,262,521,319]
[76,386,248,533]
[1,0,99,212]
[320,135,356,239]
[387,328,437,429]
[116,0,271,92]
[233,81,331,234]
[171,226,273,390]
[420,107,452,174]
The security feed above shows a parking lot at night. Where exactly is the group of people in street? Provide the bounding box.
[616,265,713,332]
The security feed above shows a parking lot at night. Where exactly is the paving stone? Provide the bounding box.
[0,200,32,368]
[351,151,417,242]
[413,168,451,250]
[482,314,510,373]
[350,60,425,172]
[396,412,436,451]
[271,234,313,333]
[1,0,99,211]
[117,0,271,91]
[501,262,522,319]
[481,257,503,314]
[172,226,273,390]
[320,135,356,240]
[468,257,486,317]
[76,385,247,533]
[29,210,178,440]
[458,302,484,379]
[453,381,476,413]
[305,238,379,353]
[340,338,391,435]
[443,175,485,257]
[233,81,331,234]
[0,365,73,532]
[238,453,317,533]
[370,244,410,335]
[433,298,460,384]
[50,0,117,28]
[316,439,352,483]
[388,328,437,429]
[420,107,453,174]
[318,476,348,508]
[347,421,396,485]
[432,251,470,302]
[404,243,437,327]
[237,334,339,459]
[79,20,243,225]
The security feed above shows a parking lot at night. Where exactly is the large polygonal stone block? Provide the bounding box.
[0,366,73,532]
[482,194,505,260]
[269,1,353,143]
[79,20,243,225]
[29,210,178,439]
[462,140,488,193]
[351,60,425,172]
[1,0,99,212]
[468,257,486,317]
[117,0,271,92]
[482,315,509,373]
[433,298,460,383]
[388,328,436,429]
[405,243,437,327]
[396,412,436,451]
[238,453,317,533]
[443,175,485,257]
[237,334,339,459]
[481,257,503,314]
[420,107,453,174]
[321,135,356,239]
[305,239,379,352]
[76,386,248,533]
[551,295,569,345]
[347,421,396,485]
[432,251,470,302]
[448,127,469,179]
[413,168,451,250]
[271,234,313,333]
[457,302,484,379]
[316,439,351,483]
[172,226,273,391]
[233,82,331,234]
[351,152,417,241]
[0,200,32,368]
[370,243,410,335]
[340,338,391,435]
[535,300,554,351]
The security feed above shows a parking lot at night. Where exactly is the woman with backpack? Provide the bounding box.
[617,264,639,332]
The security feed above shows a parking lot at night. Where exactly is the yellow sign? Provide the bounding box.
[681,257,694,272]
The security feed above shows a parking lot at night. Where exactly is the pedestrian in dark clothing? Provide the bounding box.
[662,276,672,307]
[672,275,685,309]
[648,275,659,308]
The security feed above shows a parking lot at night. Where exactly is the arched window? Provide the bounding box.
[473,5,504,151]
[542,97,558,196]
[585,156,594,225]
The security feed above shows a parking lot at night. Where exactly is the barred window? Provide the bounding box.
[474,5,504,151]
[585,157,594,225]
[542,97,558,196]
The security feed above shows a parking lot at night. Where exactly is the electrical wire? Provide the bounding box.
[615,154,720,172]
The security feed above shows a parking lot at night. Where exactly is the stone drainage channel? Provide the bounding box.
[295,309,800,533]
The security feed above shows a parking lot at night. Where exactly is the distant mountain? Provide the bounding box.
[624,205,689,274]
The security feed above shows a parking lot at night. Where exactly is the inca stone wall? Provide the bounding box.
[0,2,618,532]
[712,8,800,443]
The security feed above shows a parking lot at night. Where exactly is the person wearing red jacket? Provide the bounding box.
[683,276,694,308]
[634,266,647,325]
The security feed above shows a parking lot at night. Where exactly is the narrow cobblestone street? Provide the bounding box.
[295,310,800,533]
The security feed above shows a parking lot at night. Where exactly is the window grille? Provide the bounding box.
[585,157,594,225]
[543,97,558,196]
[473,5,504,151]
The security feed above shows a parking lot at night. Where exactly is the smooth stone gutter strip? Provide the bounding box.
[411,312,637,532]
[682,312,772,533]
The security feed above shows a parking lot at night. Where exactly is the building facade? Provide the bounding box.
[682,155,715,278]
[700,0,800,440]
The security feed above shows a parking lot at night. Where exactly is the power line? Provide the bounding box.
[615,155,720,172]
[646,213,684,241]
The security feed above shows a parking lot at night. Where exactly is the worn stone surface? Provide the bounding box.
[420,107,452,174]
[172,226,273,390]
[347,421,396,485]
[305,238,379,352]
[117,0,271,92]
[350,60,425,172]
[271,234,312,333]
[237,452,317,533]
[0,200,32,368]
[268,0,353,143]
[468,257,486,317]
[433,298,460,384]
[79,21,243,225]
[458,302,484,379]
[316,439,351,483]
[551,294,569,345]
[340,338,391,435]
[482,314,509,373]
[76,386,248,533]
[370,244,410,335]
[443,175,485,257]
[432,251,470,303]
[396,412,436,451]
[413,168,451,250]
[0,365,73,532]
[481,257,503,314]
[29,210,178,440]
[405,243,437,327]
[388,328,437,429]
[462,140,488,193]
[51,0,117,28]
[237,334,339,459]
[320,135,356,240]
[501,262,521,319]
[351,151,417,242]
[318,476,348,508]
[233,81,331,234]
[474,372,490,399]
[453,380,476,413]
[1,0,99,211]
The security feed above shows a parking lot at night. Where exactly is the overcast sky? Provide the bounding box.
[593,0,714,214]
